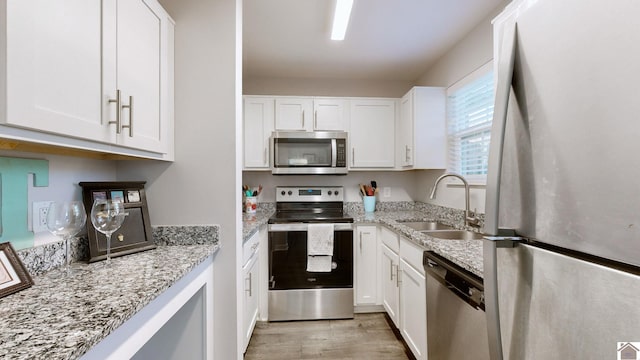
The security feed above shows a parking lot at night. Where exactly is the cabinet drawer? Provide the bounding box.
[380,226,399,253]
[399,237,425,275]
[243,231,260,265]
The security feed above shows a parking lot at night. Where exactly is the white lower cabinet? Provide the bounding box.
[381,243,400,327]
[242,230,261,353]
[354,225,380,306]
[378,226,428,360]
[399,257,427,360]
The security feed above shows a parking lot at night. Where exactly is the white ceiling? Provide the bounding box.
[243,0,505,82]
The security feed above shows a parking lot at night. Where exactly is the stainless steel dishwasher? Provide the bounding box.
[423,251,490,360]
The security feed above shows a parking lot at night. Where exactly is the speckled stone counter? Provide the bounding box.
[2,227,220,360]
[241,201,484,278]
[242,207,274,242]
[348,203,485,278]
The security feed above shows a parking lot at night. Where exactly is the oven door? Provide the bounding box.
[268,223,353,290]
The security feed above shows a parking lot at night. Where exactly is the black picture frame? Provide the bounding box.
[0,242,34,299]
[79,181,156,262]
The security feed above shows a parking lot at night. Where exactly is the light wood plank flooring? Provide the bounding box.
[244,313,412,360]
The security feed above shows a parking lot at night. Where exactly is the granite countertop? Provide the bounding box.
[348,209,484,278]
[0,236,219,360]
[242,208,273,242]
[241,202,484,278]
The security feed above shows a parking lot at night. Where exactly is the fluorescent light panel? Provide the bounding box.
[331,0,353,41]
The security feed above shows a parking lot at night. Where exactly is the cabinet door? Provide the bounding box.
[381,244,400,328]
[314,99,347,131]
[243,253,259,352]
[399,258,427,360]
[275,98,312,131]
[244,97,274,169]
[349,100,396,168]
[108,0,166,153]
[398,91,414,167]
[354,225,378,305]
[5,0,110,143]
[411,87,446,169]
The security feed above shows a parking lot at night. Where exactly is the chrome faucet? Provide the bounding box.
[429,173,480,228]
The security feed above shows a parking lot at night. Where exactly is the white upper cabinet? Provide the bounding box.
[5,0,109,143]
[274,98,313,131]
[104,0,172,154]
[398,86,446,169]
[274,97,348,131]
[349,99,396,168]
[313,98,347,131]
[243,97,274,169]
[1,0,174,159]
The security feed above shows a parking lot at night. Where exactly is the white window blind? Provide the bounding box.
[446,63,494,183]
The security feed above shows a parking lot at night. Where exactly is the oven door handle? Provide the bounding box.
[268,223,353,232]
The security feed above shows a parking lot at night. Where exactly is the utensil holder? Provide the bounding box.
[363,196,376,213]
[245,196,257,214]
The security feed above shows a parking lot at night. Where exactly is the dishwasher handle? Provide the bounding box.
[424,251,485,311]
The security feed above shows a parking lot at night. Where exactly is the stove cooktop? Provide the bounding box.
[268,211,353,224]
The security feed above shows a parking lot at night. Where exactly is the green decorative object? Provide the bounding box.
[0,157,49,250]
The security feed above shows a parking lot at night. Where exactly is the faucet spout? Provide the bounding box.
[429,173,480,228]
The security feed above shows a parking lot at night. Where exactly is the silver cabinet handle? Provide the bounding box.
[121,95,133,137]
[302,110,305,128]
[359,231,370,253]
[249,272,253,297]
[397,268,402,286]
[405,145,410,162]
[314,110,318,129]
[352,148,355,166]
[263,148,268,165]
[245,272,252,296]
[108,89,121,134]
[390,262,395,281]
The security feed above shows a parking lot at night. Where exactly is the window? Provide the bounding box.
[446,62,494,183]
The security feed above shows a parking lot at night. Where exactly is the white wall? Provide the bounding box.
[243,170,419,203]
[244,76,412,98]
[0,150,116,246]
[412,1,509,213]
[116,0,243,358]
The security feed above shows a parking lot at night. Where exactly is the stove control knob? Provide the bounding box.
[334,190,339,196]
[288,190,293,196]
[281,190,286,196]
[328,191,332,195]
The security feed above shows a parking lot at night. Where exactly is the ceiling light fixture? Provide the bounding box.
[331,0,354,41]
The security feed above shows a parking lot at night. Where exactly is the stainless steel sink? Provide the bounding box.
[421,230,484,240]
[398,221,454,231]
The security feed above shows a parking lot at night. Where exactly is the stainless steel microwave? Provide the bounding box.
[270,131,348,175]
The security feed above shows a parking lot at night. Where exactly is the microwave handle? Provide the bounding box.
[331,139,337,167]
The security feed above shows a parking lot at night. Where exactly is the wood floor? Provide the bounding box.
[244,313,412,360]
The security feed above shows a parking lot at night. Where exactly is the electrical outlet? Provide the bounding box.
[383,187,391,198]
[32,201,54,233]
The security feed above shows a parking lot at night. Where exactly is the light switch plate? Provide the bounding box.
[383,187,391,198]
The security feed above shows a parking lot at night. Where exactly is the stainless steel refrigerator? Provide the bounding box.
[484,0,640,359]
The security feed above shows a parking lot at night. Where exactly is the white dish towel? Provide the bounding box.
[307,223,334,272]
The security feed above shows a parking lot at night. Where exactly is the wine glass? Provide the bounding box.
[46,201,87,275]
[90,199,126,266]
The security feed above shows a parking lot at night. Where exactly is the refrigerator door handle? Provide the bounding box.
[484,19,518,360]
[485,22,518,237]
